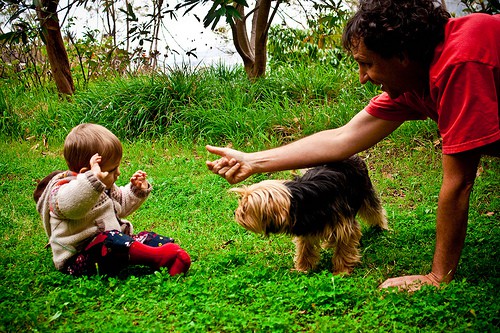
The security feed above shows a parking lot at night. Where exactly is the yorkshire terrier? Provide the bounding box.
[230,155,387,274]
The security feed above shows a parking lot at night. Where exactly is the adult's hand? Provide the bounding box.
[378,273,440,292]
[205,145,253,184]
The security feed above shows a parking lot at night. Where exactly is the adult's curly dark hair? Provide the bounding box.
[342,0,450,66]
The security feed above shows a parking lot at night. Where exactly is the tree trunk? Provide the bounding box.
[36,0,74,95]
[251,0,271,78]
[441,0,447,11]
[231,0,280,80]
[231,4,254,77]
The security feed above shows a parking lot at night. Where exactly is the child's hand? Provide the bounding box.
[130,170,149,189]
[90,153,115,189]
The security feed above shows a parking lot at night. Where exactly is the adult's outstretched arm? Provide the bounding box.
[206,110,403,184]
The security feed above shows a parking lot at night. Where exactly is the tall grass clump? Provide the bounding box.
[3,59,438,150]
[3,62,363,148]
[0,83,82,139]
[0,88,21,137]
[74,66,210,139]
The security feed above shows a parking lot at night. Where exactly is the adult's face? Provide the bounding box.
[352,40,423,99]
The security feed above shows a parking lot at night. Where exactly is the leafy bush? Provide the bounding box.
[267,0,350,68]
[460,0,500,14]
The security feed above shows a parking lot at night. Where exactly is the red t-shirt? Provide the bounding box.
[365,14,500,154]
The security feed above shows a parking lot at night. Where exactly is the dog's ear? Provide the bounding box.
[228,187,247,198]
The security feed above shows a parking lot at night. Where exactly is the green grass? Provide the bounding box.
[1,63,499,332]
[1,137,498,332]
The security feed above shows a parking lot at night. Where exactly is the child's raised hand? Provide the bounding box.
[130,170,149,189]
[90,153,107,177]
[90,153,114,189]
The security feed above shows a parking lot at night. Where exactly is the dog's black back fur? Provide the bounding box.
[284,155,375,236]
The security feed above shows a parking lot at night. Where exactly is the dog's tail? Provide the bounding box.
[357,189,388,230]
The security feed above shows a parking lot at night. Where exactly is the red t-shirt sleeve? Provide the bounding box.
[433,61,500,154]
[364,93,428,122]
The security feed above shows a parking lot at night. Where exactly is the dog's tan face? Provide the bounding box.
[230,180,292,235]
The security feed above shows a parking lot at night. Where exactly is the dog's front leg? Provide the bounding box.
[293,236,320,272]
[332,219,362,274]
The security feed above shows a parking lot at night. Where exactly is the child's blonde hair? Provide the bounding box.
[64,123,123,172]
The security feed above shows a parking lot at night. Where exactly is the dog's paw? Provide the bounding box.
[332,266,353,275]
[293,264,315,273]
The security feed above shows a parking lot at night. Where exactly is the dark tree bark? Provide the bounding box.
[36,0,74,95]
[230,0,281,80]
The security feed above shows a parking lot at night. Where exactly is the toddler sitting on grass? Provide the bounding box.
[34,123,191,277]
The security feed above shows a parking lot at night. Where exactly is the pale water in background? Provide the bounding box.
[64,0,466,69]
[66,1,311,68]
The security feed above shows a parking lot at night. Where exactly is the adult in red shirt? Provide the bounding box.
[206,0,500,291]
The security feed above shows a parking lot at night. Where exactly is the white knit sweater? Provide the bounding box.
[36,170,151,270]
